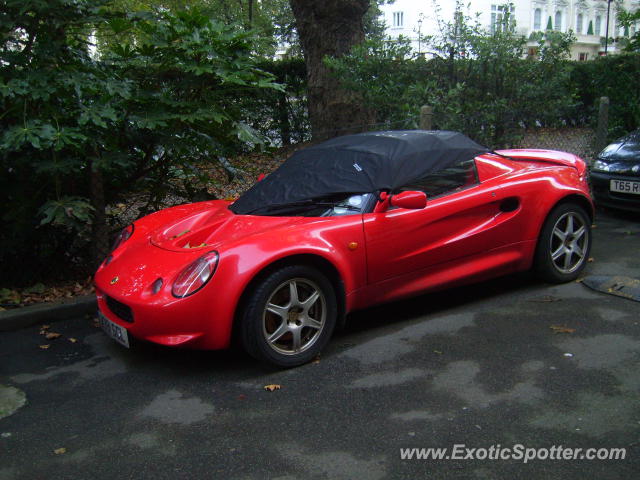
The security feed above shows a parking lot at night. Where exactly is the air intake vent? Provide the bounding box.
[105,296,134,323]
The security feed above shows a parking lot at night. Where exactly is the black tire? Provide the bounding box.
[534,203,592,283]
[239,265,337,367]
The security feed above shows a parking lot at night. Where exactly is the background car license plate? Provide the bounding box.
[610,179,640,195]
[98,312,130,348]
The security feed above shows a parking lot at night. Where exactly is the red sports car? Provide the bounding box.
[94,131,593,367]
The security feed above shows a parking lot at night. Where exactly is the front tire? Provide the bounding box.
[534,203,591,283]
[239,265,337,367]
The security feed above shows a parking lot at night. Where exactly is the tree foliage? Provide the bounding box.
[617,6,640,52]
[328,2,577,147]
[0,0,281,285]
[570,53,640,138]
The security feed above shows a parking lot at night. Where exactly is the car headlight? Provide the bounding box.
[591,160,610,172]
[172,251,219,298]
[111,224,134,252]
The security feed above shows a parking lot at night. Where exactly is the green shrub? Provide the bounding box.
[0,0,281,286]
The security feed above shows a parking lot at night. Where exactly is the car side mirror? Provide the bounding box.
[389,191,427,210]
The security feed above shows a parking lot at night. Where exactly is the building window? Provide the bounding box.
[577,13,583,34]
[555,11,562,31]
[491,4,515,33]
[579,52,589,61]
[392,11,404,28]
[555,11,564,32]
[595,15,601,35]
[534,8,542,30]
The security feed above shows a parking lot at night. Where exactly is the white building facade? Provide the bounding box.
[381,0,640,60]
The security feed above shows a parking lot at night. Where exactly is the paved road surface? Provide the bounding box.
[1,209,639,479]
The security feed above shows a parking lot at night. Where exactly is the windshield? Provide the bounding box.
[237,193,375,217]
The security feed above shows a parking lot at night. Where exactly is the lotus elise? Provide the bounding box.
[94,130,593,367]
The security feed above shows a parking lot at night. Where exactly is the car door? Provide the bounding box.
[363,158,511,285]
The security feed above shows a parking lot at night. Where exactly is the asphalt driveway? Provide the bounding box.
[1,208,638,479]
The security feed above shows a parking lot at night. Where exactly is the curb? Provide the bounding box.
[0,295,97,332]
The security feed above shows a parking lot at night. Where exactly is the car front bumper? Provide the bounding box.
[590,171,640,213]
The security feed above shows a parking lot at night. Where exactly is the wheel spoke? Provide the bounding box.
[563,250,573,270]
[573,243,585,258]
[566,214,574,234]
[266,303,288,319]
[301,290,320,312]
[553,226,567,242]
[288,280,299,306]
[551,245,565,261]
[267,322,289,343]
[291,328,302,352]
[304,317,323,330]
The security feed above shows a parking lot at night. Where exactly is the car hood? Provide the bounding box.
[149,200,312,252]
[598,130,640,164]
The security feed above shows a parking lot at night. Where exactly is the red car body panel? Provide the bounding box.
[94,149,593,350]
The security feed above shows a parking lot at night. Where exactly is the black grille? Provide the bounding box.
[105,296,134,323]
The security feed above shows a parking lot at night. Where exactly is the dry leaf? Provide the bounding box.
[53,448,66,455]
[68,338,78,343]
[312,355,321,364]
[39,345,50,350]
[41,325,51,330]
[550,325,576,334]
[263,384,281,392]
[587,257,594,263]
[433,350,443,354]
[45,332,61,340]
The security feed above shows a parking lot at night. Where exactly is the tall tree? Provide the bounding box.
[289,0,374,141]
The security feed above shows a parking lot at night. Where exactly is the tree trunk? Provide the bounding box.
[289,0,374,141]
[89,157,109,268]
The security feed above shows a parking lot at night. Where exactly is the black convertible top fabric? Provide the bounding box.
[230,130,489,215]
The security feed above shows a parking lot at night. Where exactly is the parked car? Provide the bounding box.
[94,130,593,367]
[590,129,640,212]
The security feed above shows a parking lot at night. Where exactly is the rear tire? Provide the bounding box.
[239,265,337,367]
[534,203,591,283]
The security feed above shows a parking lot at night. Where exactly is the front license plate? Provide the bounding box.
[98,311,130,348]
[610,179,640,195]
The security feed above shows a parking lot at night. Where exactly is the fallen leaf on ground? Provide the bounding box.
[312,355,321,364]
[45,332,61,340]
[550,325,576,334]
[263,384,281,392]
[433,350,443,354]
[588,257,594,263]
[53,448,66,455]
[41,325,50,330]
[39,345,50,350]
[68,338,78,343]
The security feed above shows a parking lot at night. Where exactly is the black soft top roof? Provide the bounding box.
[230,130,489,215]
